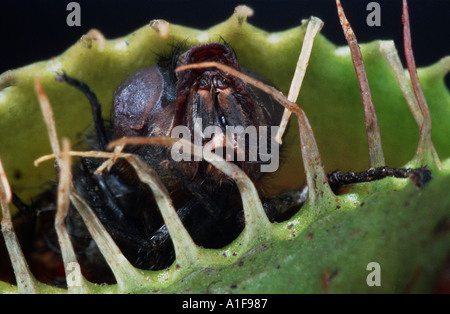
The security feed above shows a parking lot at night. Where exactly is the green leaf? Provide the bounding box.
[159,174,450,293]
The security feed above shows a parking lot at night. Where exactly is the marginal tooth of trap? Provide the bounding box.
[35,78,147,292]
[123,154,200,267]
[190,135,273,240]
[401,0,440,168]
[55,139,89,293]
[379,40,441,169]
[336,0,385,168]
[35,77,61,158]
[176,61,333,203]
[0,70,16,90]
[295,109,332,203]
[0,158,38,294]
[149,19,170,39]
[69,189,147,291]
[80,29,106,51]
[431,56,450,79]
[95,144,125,174]
[276,16,324,144]
[233,5,254,25]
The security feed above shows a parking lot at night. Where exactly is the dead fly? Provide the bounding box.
[7,42,301,284]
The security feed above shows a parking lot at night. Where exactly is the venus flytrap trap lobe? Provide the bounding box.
[1,2,446,208]
[1,1,449,293]
[28,15,327,291]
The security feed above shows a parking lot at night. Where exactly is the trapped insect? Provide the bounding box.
[9,40,433,286]
[9,42,309,283]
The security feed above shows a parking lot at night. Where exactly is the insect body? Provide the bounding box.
[59,42,286,274]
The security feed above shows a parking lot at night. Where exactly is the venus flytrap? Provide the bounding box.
[0,1,449,294]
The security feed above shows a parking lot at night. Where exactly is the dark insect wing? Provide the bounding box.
[112,65,177,139]
[112,64,182,192]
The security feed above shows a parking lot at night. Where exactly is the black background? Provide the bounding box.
[0,0,449,86]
